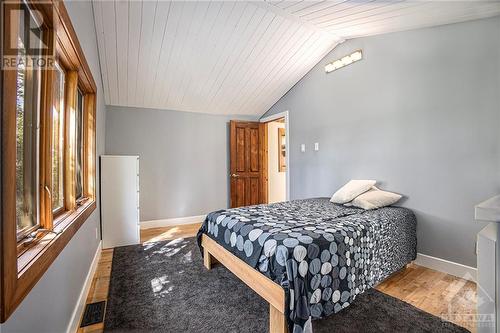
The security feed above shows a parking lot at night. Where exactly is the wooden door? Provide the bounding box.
[230,121,267,208]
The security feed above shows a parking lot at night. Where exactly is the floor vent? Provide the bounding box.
[80,301,106,327]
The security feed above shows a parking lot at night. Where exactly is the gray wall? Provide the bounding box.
[1,0,106,332]
[105,106,256,221]
[263,16,500,268]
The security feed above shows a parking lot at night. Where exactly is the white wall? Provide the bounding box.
[1,1,106,332]
[263,16,500,268]
[268,121,286,203]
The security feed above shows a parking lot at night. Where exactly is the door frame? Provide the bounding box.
[260,110,290,201]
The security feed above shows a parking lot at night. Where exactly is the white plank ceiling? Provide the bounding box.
[93,0,500,115]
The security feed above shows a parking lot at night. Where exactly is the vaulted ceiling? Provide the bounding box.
[92,0,500,116]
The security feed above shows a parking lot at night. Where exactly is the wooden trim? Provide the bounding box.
[201,234,287,332]
[53,1,96,93]
[39,29,55,231]
[83,94,96,199]
[13,202,96,313]
[1,1,21,320]
[17,201,96,273]
[63,71,78,212]
[1,0,97,322]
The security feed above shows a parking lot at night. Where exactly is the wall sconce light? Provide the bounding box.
[325,50,363,73]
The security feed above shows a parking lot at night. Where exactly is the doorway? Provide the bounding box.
[228,111,289,208]
[260,111,289,203]
[265,118,286,203]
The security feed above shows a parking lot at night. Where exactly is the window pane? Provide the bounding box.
[75,89,84,199]
[51,62,65,212]
[16,4,41,237]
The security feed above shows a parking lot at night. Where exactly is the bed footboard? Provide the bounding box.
[201,234,287,333]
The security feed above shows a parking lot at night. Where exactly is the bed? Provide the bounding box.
[197,198,417,333]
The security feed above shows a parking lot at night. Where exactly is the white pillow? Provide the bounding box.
[330,180,376,204]
[351,187,402,210]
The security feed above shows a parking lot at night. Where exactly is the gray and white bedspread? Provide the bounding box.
[196,198,417,333]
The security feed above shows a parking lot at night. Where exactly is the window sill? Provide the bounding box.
[17,200,96,276]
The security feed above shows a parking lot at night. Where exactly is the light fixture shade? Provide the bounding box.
[325,50,363,73]
[341,56,353,65]
[325,63,335,72]
[351,51,362,61]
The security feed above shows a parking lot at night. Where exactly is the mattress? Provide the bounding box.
[197,198,417,333]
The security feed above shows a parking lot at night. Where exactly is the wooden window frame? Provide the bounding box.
[75,86,85,203]
[10,0,43,244]
[1,0,97,322]
[50,59,66,218]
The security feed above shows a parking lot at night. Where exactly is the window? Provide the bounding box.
[51,61,65,214]
[15,3,42,240]
[75,89,84,201]
[1,0,97,322]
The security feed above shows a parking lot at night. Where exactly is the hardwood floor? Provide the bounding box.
[377,263,477,332]
[77,223,477,333]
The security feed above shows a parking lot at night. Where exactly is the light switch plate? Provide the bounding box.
[300,144,305,152]
[314,142,319,151]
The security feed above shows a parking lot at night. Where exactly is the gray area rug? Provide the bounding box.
[104,237,469,333]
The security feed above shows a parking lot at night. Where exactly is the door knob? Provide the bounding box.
[231,174,239,177]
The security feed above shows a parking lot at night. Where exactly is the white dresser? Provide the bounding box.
[101,155,140,249]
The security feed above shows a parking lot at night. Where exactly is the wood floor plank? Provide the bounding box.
[76,223,477,333]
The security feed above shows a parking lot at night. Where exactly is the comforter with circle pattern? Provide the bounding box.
[197,198,417,333]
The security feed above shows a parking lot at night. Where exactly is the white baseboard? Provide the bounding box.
[414,253,477,282]
[141,215,206,230]
[67,241,102,333]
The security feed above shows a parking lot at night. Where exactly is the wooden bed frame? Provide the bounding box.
[201,234,287,333]
[201,234,411,333]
